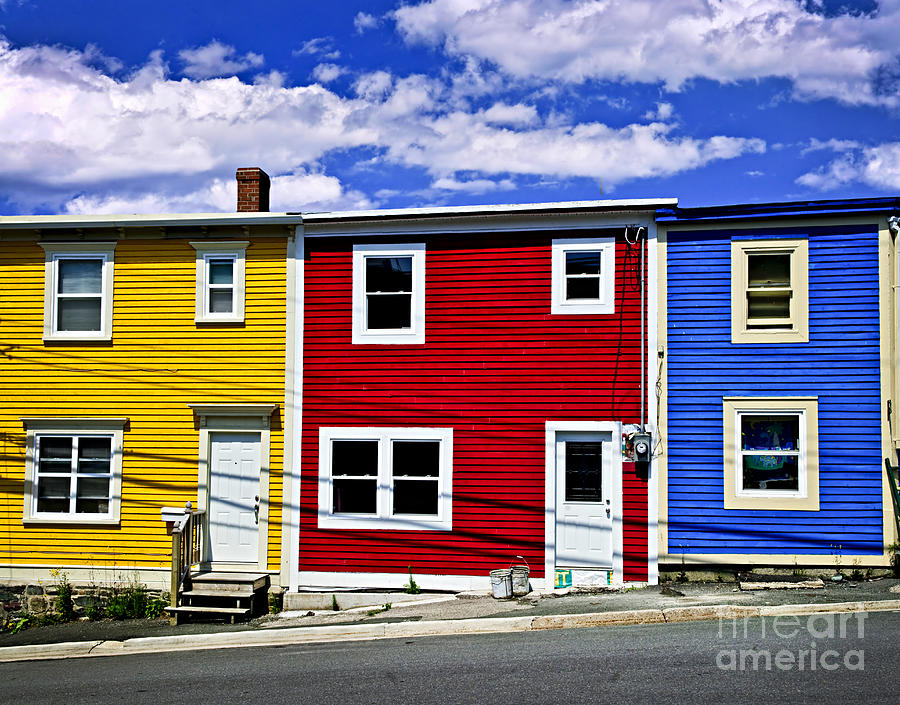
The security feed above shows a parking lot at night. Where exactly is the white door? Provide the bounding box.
[555,431,614,568]
[208,432,261,564]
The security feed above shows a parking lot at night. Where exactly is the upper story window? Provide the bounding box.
[551,237,615,315]
[40,243,116,342]
[352,243,425,344]
[731,239,808,344]
[189,241,248,323]
[722,397,819,511]
[21,417,126,524]
[317,427,452,530]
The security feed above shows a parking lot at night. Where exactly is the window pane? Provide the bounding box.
[332,440,378,477]
[366,257,412,293]
[367,293,412,329]
[39,437,72,461]
[565,442,603,502]
[741,414,800,451]
[37,476,70,512]
[209,259,234,285]
[77,476,110,499]
[566,277,600,300]
[747,291,790,320]
[393,441,440,477]
[58,259,102,294]
[393,479,438,515]
[748,253,790,288]
[332,478,377,513]
[79,437,111,461]
[57,298,102,331]
[565,251,601,275]
[209,289,234,313]
[76,498,110,513]
[742,455,799,491]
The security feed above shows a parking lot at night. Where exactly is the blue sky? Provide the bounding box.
[1,0,899,215]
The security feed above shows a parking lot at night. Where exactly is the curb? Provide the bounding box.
[2,599,899,664]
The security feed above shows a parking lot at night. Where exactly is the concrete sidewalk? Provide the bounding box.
[2,578,899,663]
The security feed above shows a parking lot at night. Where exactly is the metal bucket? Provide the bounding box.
[490,569,513,599]
[510,565,530,596]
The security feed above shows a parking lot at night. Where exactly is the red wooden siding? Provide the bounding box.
[300,230,649,579]
[622,461,649,582]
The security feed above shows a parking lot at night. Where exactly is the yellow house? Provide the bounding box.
[0,170,300,608]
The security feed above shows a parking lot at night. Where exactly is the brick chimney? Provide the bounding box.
[236,167,270,212]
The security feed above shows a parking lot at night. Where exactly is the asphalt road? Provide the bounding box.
[2,611,898,705]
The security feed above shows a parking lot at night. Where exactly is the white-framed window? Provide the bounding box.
[731,239,809,344]
[317,427,452,530]
[352,243,425,344]
[722,397,819,511]
[21,417,126,524]
[39,243,116,341]
[551,237,615,315]
[189,241,248,323]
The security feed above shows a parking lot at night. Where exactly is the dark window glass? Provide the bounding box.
[393,480,438,515]
[566,277,600,300]
[741,415,800,451]
[208,260,234,285]
[58,259,102,294]
[57,298,102,331]
[37,476,70,513]
[392,441,440,477]
[367,293,412,329]
[332,479,377,513]
[366,257,412,293]
[331,440,378,476]
[565,251,601,275]
[565,442,603,502]
[742,456,800,492]
[209,289,234,313]
[747,291,790,321]
[748,253,790,288]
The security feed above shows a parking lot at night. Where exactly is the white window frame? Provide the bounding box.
[352,243,425,344]
[722,397,819,511]
[551,237,615,315]
[731,239,809,344]
[189,241,248,323]
[317,427,452,530]
[20,417,127,524]
[40,242,116,342]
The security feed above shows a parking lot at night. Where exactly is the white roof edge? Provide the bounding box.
[0,212,301,229]
[302,198,678,222]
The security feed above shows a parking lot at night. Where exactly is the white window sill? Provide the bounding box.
[23,516,120,526]
[43,333,112,343]
[195,315,245,324]
[550,300,615,315]
[318,512,451,531]
[352,330,425,345]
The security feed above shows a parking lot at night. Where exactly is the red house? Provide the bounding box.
[288,200,670,591]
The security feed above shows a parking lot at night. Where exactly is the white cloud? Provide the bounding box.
[393,0,900,106]
[745,170,764,177]
[430,175,516,193]
[293,37,340,60]
[179,40,264,79]
[312,63,346,84]
[797,141,900,191]
[643,102,674,122]
[801,137,861,154]
[354,12,380,33]
[0,35,765,214]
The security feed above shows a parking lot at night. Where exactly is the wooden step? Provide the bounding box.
[165,604,251,625]
[188,572,269,592]
[181,589,255,599]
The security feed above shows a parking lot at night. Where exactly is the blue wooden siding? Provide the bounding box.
[666,224,883,555]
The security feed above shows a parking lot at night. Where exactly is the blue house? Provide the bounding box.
[656,198,899,574]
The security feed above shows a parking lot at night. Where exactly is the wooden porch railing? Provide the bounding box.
[170,502,206,615]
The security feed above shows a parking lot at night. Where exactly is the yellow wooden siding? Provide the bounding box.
[0,237,287,572]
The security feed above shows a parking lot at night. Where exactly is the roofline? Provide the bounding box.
[302,198,678,223]
[0,212,303,230]
[656,197,900,224]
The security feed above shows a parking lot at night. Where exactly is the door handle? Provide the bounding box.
[254,495,260,524]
